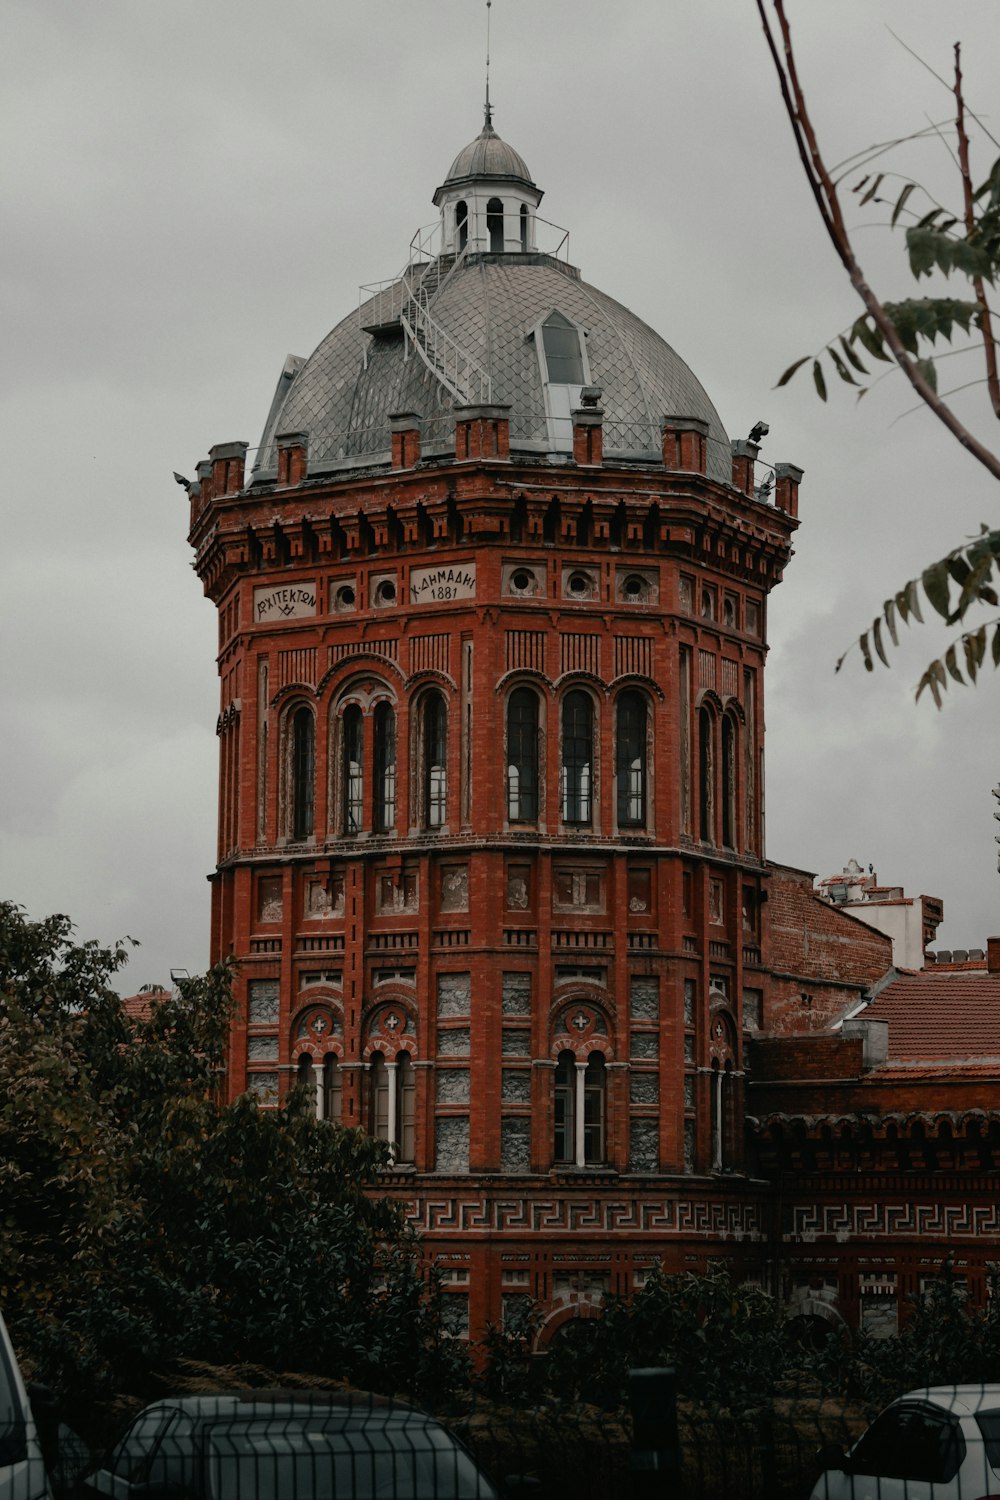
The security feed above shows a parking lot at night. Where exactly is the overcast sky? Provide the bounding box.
[4,0,999,991]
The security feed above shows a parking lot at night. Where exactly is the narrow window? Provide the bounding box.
[370,1052,389,1140]
[456,199,468,251]
[583,1053,606,1165]
[507,687,539,822]
[487,196,504,253]
[323,1054,342,1124]
[424,692,448,828]
[291,706,315,840]
[721,714,737,849]
[698,707,714,843]
[373,702,396,833]
[561,691,593,825]
[397,1052,415,1164]
[554,1051,576,1164]
[296,1054,320,1117]
[519,203,528,251]
[343,705,363,833]
[616,692,647,827]
[541,311,585,385]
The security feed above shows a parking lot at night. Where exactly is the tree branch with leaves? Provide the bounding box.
[757,0,1000,702]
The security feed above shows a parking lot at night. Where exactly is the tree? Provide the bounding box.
[0,901,465,1413]
[757,1,1000,704]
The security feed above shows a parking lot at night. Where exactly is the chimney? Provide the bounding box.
[730,439,759,497]
[774,462,804,519]
[275,431,308,487]
[388,411,422,470]
[988,936,1000,973]
[572,387,604,466]
[454,404,511,461]
[209,441,249,497]
[662,415,708,474]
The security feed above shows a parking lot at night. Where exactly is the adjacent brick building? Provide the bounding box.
[185,111,993,1341]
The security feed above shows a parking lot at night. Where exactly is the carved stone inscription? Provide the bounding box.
[253,583,317,622]
[409,563,476,605]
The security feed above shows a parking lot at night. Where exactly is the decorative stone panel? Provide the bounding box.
[437,973,471,1019]
[247,979,280,1026]
[436,1069,470,1104]
[435,1115,470,1173]
[501,1070,531,1103]
[629,1119,659,1172]
[247,1072,278,1102]
[501,1117,531,1172]
[630,1032,658,1059]
[502,1029,531,1057]
[247,1036,279,1062]
[629,1072,659,1105]
[501,973,532,1016]
[438,1028,470,1058]
[629,977,659,1021]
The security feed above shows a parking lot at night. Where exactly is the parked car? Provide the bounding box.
[810,1385,1000,1500]
[0,1312,52,1500]
[83,1393,500,1500]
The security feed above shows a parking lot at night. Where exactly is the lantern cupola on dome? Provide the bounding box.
[433,109,543,256]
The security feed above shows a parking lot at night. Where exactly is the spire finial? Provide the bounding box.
[484,0,493,128]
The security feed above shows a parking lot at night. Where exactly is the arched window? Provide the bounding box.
[519,203,528,251]
[324,1055,342,1123]
[296,1054,319,1115]
[721,713,737,849]
[561,691,593,825]
[373,702,396,833]
[554,1051,576,1164]
[698,706,714,843]
[487,196,504,253]
[507,687,539,822]
[342,705,363,833]
[616,692,647,827]
[541,311,585,385]
[455,199,468,251]
[711,1059,737,1172]
[554,1050,606,1167]
[423,692,447,829]
[291,706,315,840]
[368,1050,414,1164]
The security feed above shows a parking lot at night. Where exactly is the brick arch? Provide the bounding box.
[361,991,418,1062]
[552,670,607,695]
[404,669,458,694]
[315,652,405,699]
[271,680,317,708]
[533,1300,603,1351]
[608,673,665,702]
[494,668,553,695]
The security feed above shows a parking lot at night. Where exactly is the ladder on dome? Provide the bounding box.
[360,227,492,406]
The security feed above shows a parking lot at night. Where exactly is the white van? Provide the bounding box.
[0,1314,51,1500]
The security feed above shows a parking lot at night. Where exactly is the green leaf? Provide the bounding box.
[891,181,916,228]
[883,598,899,646]
[839,335,868,374]
[812,359,828,401]
[907,578,924,624]
[944,643,964,684]
[775,355,811,388]
[915,357,937,392]
[872,617,890,667]
[828,346,859,386]
[851,316,892,362]
[916,659,946,708]
[896,587,911,625]
[858,172,884,206]
[921,561,951,619]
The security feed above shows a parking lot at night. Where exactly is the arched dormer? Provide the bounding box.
[433,115,543,257]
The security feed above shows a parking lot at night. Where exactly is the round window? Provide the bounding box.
[335,585,356,611]
[375,579,397,605]
[511,569,533,594]
[568,572,590,597]
[623,575,645,600]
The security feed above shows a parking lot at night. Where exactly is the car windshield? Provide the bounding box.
[204,1419,497,1500]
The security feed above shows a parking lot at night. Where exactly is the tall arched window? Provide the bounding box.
[291,706,315,840]
[373,702,396,833]
[698,706,715,843]
[342,705,363,833]
[423,692,447,828]
[554,1051,575,1164]
[296,1054,320,1116]
[487,196,504,253]
[616,692,647,827]
[561,691,593,825]
[455,199,468,251]
[519,204,528,251]
[554,1050,606,1167]
[711,1059,736,1172]
[721,713,737,849]
[368,1050,414,1164]
[507,687,539,822]
[323,1054,342,1124]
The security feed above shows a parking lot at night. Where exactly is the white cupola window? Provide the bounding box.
[532,310,591,450]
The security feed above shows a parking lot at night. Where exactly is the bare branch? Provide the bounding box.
[954,43,1000,419]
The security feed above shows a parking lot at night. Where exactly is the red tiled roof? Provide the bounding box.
[864,971,1000,1063]
[120,989,168,1022]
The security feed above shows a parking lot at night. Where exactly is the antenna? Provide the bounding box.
[485,0,493,127]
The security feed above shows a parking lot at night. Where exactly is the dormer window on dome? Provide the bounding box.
[531,310,591,451]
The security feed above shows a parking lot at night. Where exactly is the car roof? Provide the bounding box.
[896,1386,1000,1417]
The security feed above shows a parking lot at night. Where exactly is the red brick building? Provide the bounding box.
[185,114,989,1341]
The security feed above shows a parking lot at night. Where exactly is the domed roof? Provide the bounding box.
[254,257,731,483]
[443,118,534,187]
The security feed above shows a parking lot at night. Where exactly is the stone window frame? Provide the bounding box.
[504,681,545,826]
